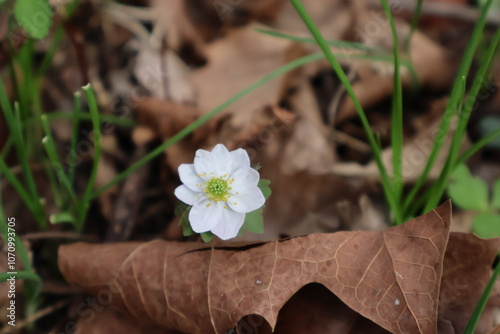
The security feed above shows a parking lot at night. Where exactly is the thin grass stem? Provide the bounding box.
[457,129,500,166]
[79,85,102,230]
[403,0,493,212]
[257,27,420,90]
[0,158,36,215]
[69,92,81,184]
[289,0,401,224]
[404,0,423,52]
[0,186,35,272]
[462,258,500,334]
[381,0,404,203]
[40,115,79,204]
[423,26,500,213]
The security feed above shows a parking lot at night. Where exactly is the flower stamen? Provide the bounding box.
[204,177,230,202]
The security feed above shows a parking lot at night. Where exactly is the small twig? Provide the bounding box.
[326,68,370,153]
[328,68,357,127]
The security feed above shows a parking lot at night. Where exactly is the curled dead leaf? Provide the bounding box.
[58,201,500,334]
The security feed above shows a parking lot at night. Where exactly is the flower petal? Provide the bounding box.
[230,148,251,171]
[174,185,203,206]
[210,208,245,240]
[189,200,223,233]
[229,167,260,193]
[227,186,265,213]
[194,144,231,179]
[178,163,205,191]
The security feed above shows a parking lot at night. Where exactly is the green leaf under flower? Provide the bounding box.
[200,232,215,242]
[239,179,271,235]
[176,202,194,236]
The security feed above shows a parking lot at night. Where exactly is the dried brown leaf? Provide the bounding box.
[189,23,294,124]
[58,202,500,334]
[135,97,198,139]
[75,308,173,334]
[282,81,336,174]
[331,112,470,183]
[270,283,391,334]
[438,233,500,334]
[335,1,455,123]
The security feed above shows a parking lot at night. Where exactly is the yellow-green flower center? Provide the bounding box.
[205,177,230,202]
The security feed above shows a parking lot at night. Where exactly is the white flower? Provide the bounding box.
[174,144,265,240]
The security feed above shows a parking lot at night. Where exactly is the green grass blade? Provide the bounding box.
[79,84,102,230]
[289,0,401,224]
[255,27,376,51]
[0,270,41,283]
[454,28,500,162]
[256,27,420,89]
[404,0,423,52]
[15,41,45,158]
[0,81,35,196]
[40,124,66,208]
[422,26,500,213]
[0,136,13,160]
[403,0,493,212]
[463,258,500,334]
[380,0,404,202]
[43,160,64,209]
[69,92,81,184]
[13,102,43,216]
[0,159,36,216]
[457,129,500,166]
[409,75,465,218]
[0,80,45,226]
[12,39,35,118]
[0,189,34,272]
[40,115,79,205]
[91,53,325,199]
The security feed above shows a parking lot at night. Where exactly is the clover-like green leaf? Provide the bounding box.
[448,164,489,211]
[258,179,272,199]
[14,0,52,39]
[472,212,500,238]
[241,209,264,234]
[200,231,214,242]
[240,179,271,234]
